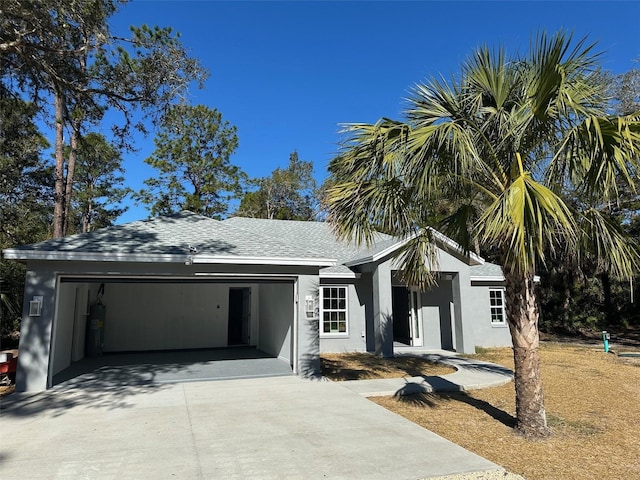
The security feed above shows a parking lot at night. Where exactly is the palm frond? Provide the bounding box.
[477,159,576,274]
[393,230,439,290]
[577,208,640,280]
[553,114,640,201]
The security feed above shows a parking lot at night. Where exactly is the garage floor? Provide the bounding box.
[51,347,293,389]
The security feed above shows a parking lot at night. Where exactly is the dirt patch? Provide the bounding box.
[0,385,15,397]
[372,342,640,480]
[321,352,455,381]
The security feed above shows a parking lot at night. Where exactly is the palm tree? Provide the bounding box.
[325,31,640,438]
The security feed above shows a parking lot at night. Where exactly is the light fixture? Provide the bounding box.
[29,296,43,316]
[305,295,316,318]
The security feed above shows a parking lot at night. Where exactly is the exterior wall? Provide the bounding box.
[51,282,81,375]
[296,274,320,377]
[435,251,474,353]
[420,280,453,350]
[258,283,293,363]
[318,278,369,354]
[468,282,512,348]
[372,260,394,357]
[101,282,234,352]
[391,248,508,354]
[15,268,57,392]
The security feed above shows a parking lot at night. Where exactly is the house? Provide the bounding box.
[2,212,512,392]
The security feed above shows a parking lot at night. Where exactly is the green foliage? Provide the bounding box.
[1,0,208,237]
[64,133,131,234]
[236,151,318,220]
[325,31,640,286]
[0,93,52,345]
[324,30,640,436]
[610,57,640,116]
[137,104,244,219]
[536,57,640,333]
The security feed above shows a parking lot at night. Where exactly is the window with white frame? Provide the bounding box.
[320,286,348,335]
[489,288,506,324]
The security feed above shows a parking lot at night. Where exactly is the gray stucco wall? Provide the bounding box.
[51,282,80,376]
[420,280,453,350]
[15,268,57,392]
[468,283,512,348]
[318,278,369,354]
[391,248,510,354]
[296,274,320,377]
[258,283,293,363]
[102,282,230,352]
[372,260,394,357]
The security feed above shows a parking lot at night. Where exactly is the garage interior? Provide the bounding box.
[50,278,295,388]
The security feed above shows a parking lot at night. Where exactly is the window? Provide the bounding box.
[320,286,348,335]
[489,289,506,324]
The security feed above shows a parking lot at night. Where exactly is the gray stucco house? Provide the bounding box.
[3,212,512,392]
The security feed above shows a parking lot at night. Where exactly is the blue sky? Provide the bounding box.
[107,1,640,223]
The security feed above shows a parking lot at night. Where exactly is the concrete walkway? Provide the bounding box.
[340,351,514,397]
[0,375,506,480]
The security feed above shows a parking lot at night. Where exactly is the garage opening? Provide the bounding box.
[50,277,295,388]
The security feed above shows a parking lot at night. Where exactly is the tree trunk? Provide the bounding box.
[503,269,550,438]
[52,90,66,239]
[63,119,80,236]
[83,189,93,233]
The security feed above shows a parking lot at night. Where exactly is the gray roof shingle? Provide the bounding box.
[5,213,500,277]
[469,262,504,278]
[5,212,333,262]
[223,217,395,263]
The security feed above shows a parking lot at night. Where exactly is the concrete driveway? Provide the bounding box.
[0,376,501,479]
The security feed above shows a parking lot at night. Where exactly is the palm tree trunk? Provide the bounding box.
[503,269,550,438]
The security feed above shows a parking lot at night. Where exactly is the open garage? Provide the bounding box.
[50,277,296,387]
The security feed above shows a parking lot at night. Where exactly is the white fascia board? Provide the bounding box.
[2,250,185,263]
[470,275,541,283]
[192,255,336,267]
[343,242,406,267]
[3,249,337,267]
[344,228,484,267]
[319,271,361,279]
[470,275,505,282]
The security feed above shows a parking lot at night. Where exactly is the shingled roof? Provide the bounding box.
[3,212,333,265]
[4,213,499,278]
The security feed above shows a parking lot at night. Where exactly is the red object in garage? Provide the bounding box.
[0,349,18,385]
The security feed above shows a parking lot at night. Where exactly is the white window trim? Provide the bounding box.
[489,288,507,326]
[319,285,349,337]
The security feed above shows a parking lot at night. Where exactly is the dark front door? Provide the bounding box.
[392,286,411,345]
[228,288,250,345]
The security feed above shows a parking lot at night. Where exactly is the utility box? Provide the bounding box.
[85,303,106,357]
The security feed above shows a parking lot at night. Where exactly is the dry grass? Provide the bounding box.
[372,342,640,480]
[321,352,455,380]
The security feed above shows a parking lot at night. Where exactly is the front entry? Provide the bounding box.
[392,287,423,347]
[228,288,251,346]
